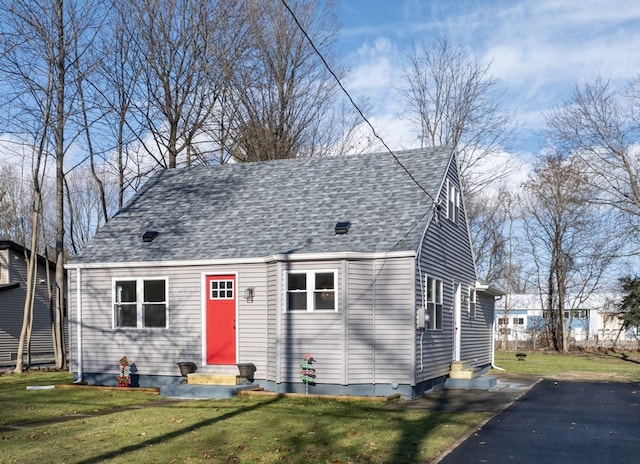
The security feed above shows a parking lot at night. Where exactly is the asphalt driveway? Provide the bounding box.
[438,379,640,463]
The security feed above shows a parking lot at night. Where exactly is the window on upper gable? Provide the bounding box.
[286,270,337,312]
[447,179,460,223]
[114,278,168,329]
[426,276,443,330]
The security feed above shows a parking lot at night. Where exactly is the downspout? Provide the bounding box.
[74,267,83,383]
[491,295,505,371]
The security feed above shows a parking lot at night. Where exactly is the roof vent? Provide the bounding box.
[142,230,159,242]
[335,221,351,235]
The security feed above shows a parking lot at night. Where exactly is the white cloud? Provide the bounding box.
[338,0,640,160]
[347,37,398,92]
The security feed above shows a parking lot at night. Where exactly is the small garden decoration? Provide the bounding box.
[299,353,316,395]
[118,356,131,387]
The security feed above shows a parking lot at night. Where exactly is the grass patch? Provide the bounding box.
[1,390,487,463]
[3,351,640,463]
[494,349,640,381]
[0,371,160,426]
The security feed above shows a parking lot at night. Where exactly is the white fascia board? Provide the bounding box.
[476,281,505,296]
[65,250,416,270]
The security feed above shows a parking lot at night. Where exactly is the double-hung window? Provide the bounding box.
[286,271,337,312]
[426,276,443,330]
[468,287,477,318]
[114,278,168,328]
[447,179,460,223]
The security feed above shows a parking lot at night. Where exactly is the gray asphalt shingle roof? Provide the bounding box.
[70,147,453,264]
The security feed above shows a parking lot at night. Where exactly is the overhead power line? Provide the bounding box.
[279,0,435,203]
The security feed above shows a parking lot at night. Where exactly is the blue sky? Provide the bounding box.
[335,0,640,157]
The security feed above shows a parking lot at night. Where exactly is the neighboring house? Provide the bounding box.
[65,147,502,399]
[495,293,637,349]
[496,308,530,347]
[0,240,57,366]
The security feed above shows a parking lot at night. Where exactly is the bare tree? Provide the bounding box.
[229,0,347,162]
[401,36,518,291]
[125,0,243,169]
[401,36,516,198]
[0,162,32,243]
[84,1,145,209]
[0,0,105,369]
[15,148,47,372]
[470,187,510,284]
[64,166,117,253]
[544,76,640,242]
[521,153,622,351]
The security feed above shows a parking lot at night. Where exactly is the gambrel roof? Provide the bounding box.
[70,147,455,265]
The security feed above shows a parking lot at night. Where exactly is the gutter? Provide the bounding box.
[65,250,418,270]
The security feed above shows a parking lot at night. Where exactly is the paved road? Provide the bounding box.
[439,379,640,464]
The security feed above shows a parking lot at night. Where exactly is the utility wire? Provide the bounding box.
[279,0,435,203]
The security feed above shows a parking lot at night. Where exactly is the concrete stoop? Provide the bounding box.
[161,383,259,399]
[159,370,261,399]
[445,375,498,390]
[445,361,497,389]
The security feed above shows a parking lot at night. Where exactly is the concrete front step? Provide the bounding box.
[449,369,481,379]
[445,375,498,390]
[449,361,483,379]
[187,373,237,385]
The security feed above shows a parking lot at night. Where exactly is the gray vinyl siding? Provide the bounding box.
[460,290,494,366]
[0,248,56,364]
[372,258,414,384]
[236,265,268,376]
[277,261,344,384]
[346,260,375,383]
[415,156,477,382]
[69,263,270,378]
[271,257,414,385]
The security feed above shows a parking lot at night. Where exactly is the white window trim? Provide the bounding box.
[112,277,169,329]
[426,276,443,330]
[468,287,476,318]
[284,270,338,312]
[209,278,235,300]
[447,179,460,223]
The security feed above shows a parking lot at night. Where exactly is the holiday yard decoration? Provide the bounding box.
[118,356,131,387]
[299,353,316,394]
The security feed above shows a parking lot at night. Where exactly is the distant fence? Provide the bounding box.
[496,338,639,351]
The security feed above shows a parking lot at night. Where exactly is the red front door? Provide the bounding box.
[205,275,236,364]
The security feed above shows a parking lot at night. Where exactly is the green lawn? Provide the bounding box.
[493,349,640,381]
[0,371,485,464]
[1,350,639,464]
[0,371,160,427]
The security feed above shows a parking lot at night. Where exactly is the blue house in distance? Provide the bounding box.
[496,293,635,349]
